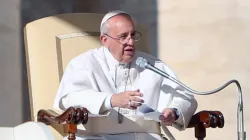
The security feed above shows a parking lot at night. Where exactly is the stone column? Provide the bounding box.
[0,0,23,126]
[0,0,75,127]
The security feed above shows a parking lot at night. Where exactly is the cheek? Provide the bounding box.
[116,46,125,56]
[112,43,124,53]
[110,44,124,56]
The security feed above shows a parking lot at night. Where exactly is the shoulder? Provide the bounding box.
[134,51,177,78]
[67,48,101,69]
[135,51,165,68]
[135,51,160,62]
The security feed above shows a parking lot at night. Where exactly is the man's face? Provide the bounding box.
[100,15,137,64]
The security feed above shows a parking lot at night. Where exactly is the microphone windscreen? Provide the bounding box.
[136,57,147,68]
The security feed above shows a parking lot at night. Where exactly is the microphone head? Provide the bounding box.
[136,57,148,68]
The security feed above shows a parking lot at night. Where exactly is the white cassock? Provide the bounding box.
[54,46,197,140]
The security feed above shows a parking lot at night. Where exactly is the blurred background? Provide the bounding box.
[0,0,249,139]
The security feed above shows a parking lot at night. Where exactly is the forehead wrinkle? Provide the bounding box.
[106,15,134,35]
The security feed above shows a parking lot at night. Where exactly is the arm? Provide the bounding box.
[168,88,197,130]
[157,63,198,130]
[53,61,113,115]
[53,60,144,114]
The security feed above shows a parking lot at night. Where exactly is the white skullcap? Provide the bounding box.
[100,10,130,31]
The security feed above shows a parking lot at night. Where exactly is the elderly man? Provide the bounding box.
[54,10,197,140]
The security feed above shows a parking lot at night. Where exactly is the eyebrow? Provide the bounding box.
[117,31,136,37]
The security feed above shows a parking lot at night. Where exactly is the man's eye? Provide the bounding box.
[131,33,136,36]
[119,35,127,39]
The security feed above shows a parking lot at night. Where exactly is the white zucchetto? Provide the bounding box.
[100,10,130,31]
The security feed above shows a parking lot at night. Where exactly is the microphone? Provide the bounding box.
[136,57,246,140]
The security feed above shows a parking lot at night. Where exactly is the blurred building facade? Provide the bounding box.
[0,0,249,139]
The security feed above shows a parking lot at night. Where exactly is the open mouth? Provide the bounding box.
[124,48,134,55]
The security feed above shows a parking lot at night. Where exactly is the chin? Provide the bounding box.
[122,56,134,64]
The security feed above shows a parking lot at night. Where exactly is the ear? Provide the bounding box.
[100,35,108,45]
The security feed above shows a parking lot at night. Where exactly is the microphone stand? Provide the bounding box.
[137,58,246,140]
